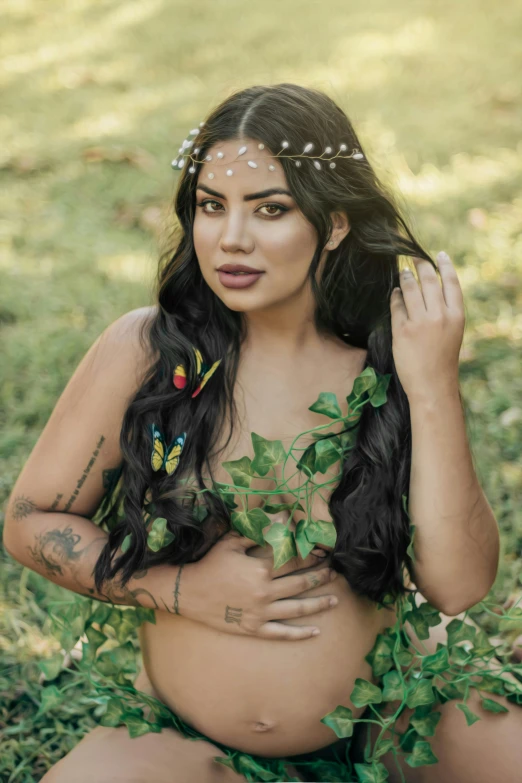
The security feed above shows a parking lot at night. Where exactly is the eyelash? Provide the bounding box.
[195,199,289,218]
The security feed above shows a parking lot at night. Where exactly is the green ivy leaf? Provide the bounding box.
[365,633,395,677]
[474,673,509,695]
[250,433,287,476]
[406,524,416,563]
[471,628,496,657]
[368,373,392,407]
[263,522,297,570]
[456,702,481,726]
[37,654,64,682]
[121,533,132,553]
[350,367,378,402]
[146,517,175,553]
[36,685,64,717]
[480,697,509,714]
[308,392,343,419]
[404,602,442,641]
[233,753,282,781]
[95,641,137,677]
[295,519,316,559]
[382,670,405,701]
[373,737,395,758]
[99,697,126,727]
[106,608,141,645]
[320,705,355,738]
[89,603,112,628]
[314,437,342,473]
[404,739,439,768]
[350,678,383,708]
[436,680,467,702]
[406,679,436,709]
[498,607,522,631]
[354,761,390,782]
[304,518,337,549]
[192,504,210,523]
[210,482,238,509]
[420,645,450,674]
[231,507,270,546]
[122,710,157,738]
[410,708,442,737]
[222,456,255,488]
[296,442,316,478]
[262,501,305,514]
[446,618,476,647]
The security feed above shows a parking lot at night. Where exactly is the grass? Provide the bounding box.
[1,0,522,779]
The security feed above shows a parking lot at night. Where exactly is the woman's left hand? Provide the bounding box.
[390,250,466,403]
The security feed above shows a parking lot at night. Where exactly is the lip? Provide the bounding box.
[217,269,265,289]
[217,264,263,273]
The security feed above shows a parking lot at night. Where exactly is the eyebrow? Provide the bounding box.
[196,185,293,201]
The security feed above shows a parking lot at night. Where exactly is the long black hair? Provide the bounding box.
[94,82,439,605]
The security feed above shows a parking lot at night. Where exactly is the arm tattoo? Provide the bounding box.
[27,526,82,577]
[224,606,243,625]
[173,564,184,614]
[9,495,38,522]
[26,527,158,609]
[63,434,106,513]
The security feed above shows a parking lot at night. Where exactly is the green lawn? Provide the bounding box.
[1,0,521,779]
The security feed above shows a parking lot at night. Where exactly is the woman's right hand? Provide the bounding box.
[181,529,339,640]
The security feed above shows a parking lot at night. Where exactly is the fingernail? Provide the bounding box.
[329,597,338,606]
[330,570,338,580]
[436,251,450,262]
[312,629,320,636]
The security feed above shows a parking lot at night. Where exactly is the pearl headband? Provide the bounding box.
[171,121,364,178]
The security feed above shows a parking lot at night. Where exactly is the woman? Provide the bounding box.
[4,83,521,782]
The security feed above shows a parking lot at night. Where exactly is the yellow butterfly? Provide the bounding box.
[173,346,221,398]
[150,424,186,475]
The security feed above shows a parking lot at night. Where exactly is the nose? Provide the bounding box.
[219,212,254,254]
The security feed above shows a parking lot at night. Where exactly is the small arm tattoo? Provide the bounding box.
[224,605,243,625]
[9,494,38,522]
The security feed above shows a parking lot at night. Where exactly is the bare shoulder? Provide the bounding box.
[103,304,159,380]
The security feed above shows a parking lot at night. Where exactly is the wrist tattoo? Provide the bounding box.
[224,605,243,625]
[173,564,185,615]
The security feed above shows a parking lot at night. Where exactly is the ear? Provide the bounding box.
[328,210,351,249]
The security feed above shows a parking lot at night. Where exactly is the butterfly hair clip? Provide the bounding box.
[173,346,222,398]
[150,424,187,476]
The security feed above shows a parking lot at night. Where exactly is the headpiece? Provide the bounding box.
[170,121,364,178]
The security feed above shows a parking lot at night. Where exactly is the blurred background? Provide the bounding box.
[1,0,521,778]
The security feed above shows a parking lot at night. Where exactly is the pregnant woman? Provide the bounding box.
[4,83,522,782]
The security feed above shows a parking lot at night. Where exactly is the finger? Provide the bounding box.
[227,533,259,550]
[270,567,336,601]
[435,251,465,313]
[266,594,338,621]
[257,621,322,640]
[390,286,408,328]
[412,256,445,313]
[398,266,425,318]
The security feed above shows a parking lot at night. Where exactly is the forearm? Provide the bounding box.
[407,386,500,615]
[3,508,186,614]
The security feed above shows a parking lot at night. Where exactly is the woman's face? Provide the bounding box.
[193,138,331,314]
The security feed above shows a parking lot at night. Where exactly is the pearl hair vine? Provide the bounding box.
[170,121,364,179]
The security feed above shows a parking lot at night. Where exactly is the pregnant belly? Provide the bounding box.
[138,572,398,757]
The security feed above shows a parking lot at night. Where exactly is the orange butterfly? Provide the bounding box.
[173,346,221,398]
